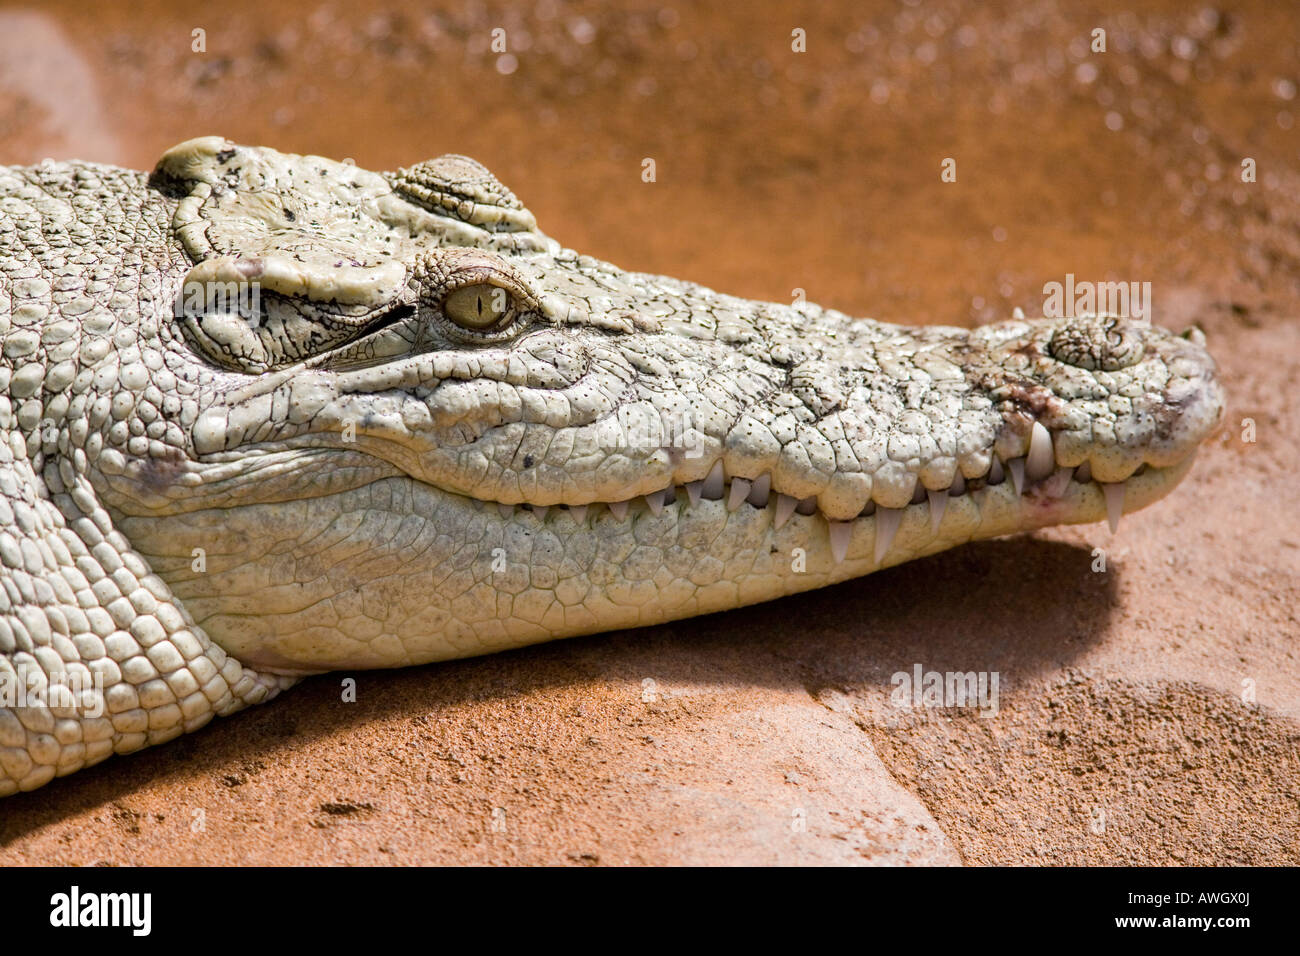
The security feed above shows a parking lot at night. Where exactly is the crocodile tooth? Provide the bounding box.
[644,489,665,516]
[569,505,588,522]
[1013,306,1026,319]
[874,507,903,564]
[1026,422,1055,482]
[773,494,797,529]
[471,498,485,512]
[1008,458,1025,495]
[747,473,771,507]
[685,480,703,507]
[533,506,549,520]
[1074,460,1092,484]
[700,461,725,500]
[795,496,819,516]
[927,489,947,533]
[987,458,1005,485]
[1042,466,1071,498]
[1102,481,1125,533]
[949,472,966,496]
[608,500,629,521]
[829,520,852,564]
[727,478,751,511]
[497,503,513,519]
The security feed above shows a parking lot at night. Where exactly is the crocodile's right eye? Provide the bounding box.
[442,283,515,331]
[176,285,409,374]
[174,257,412,373]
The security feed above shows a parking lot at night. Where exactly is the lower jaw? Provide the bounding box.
[131,453,1197,673]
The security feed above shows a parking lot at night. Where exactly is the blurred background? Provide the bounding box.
[3,0,1297,328]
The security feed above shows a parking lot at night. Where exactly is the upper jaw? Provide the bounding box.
[176,274,1221,530]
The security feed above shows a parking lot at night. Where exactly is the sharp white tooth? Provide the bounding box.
[949,472,966,496]
[701,461,725,499]
[570,505,588,522]
[497,503,513,519]
[727,477,751,511]
[685,480,703,507]
[795,496,819,516]
[1074,460,1092,484]
[1026,422,1055,482]
[774,493,797,529]
[1043,467,1072,498]
[1012,306,1026,319]
[747,473,771,507]
[644,489,666,516]
[1102,481,1125,533]
[829,520,852,564]
[533,506,549,520]
[1008,458,1025,495]
[874,507,902,565]
[927,489,947,533]
[608,499,629,521]
[987,458,1005,485]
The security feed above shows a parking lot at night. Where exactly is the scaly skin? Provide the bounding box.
[0,139,1223,795]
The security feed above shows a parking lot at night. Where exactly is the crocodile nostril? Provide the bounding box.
[1048,317,1145,371]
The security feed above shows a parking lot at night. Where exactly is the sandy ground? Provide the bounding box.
[0,0,1296,865]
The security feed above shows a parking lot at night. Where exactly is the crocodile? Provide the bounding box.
[0,138,1223,795]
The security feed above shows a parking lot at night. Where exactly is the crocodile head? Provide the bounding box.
[97,138,1223,673]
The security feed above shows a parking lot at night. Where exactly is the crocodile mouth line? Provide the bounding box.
[456,448,1189,565]
[202,417,1197,566]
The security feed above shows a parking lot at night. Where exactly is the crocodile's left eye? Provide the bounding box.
[442,283,516,331]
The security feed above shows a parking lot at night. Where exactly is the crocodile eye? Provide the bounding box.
[442,283,514,331]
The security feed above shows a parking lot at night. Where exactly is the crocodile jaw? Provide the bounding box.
[107,306,1222,673]
[94,140,1224,673]
[115,448,1198,673]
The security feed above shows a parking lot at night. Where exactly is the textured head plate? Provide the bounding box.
[386,154,538,233]
[155,136,409,306]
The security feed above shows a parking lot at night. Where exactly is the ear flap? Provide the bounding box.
[153,137,408,307]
